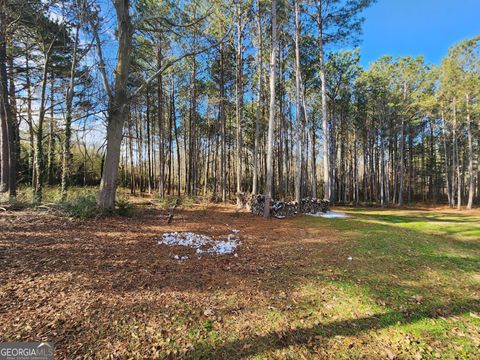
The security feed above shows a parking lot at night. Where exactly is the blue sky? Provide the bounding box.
[359,0,480,67]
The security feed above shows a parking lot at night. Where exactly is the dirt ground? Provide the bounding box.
[0,204,349,358]
[0,203,478,359]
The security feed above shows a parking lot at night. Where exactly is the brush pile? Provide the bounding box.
[246,195,329,218]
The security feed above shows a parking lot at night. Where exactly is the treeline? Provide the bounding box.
[0,0,479,214]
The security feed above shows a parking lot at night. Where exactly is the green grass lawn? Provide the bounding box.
[279,209,480,359]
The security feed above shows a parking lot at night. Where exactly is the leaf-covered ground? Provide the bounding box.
[0,203,479,358]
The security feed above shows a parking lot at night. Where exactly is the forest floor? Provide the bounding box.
[0,197,479,359]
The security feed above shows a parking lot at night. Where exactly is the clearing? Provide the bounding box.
[0,204,479,358]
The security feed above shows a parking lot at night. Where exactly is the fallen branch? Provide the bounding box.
[35,203,64,214]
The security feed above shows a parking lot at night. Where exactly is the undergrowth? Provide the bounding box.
[1,186,136,218]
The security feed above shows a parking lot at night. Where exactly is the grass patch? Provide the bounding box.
[290,208,479,358]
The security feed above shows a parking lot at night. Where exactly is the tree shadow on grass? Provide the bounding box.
[194,298,480,358]
[349,211,480,225]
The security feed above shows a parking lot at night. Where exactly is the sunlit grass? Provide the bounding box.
[289,208,480,358]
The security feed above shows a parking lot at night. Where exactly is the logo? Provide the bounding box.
[0,342,54,360]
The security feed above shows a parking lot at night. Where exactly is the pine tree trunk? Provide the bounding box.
[441,112,452,206]
[157,37,165,197]
[203,130,210,196]
[363,134,368,202]
[428,119,435,201]
[220,41,227,202]
[317,1,330,201]
[146,86,152,193]
[311,120,317,198]
[61,24,79,201]
[398,81,407,205]
[47,71,55,186]
[353,128,359,205]
[264,0,277,217]
[452,97,461,210]
[408,126,414,203]
[0,0,9,194]
[187,56,197,195]
[167,81,173,195]
[477,137,480,206]
[171,80,181,196]
[128,117,135,194]
[294,0,303,205]
[136,109,144,192]
[277,47,285,199]
[252,1,262,195]
[235,5,244,207]
[25,49,35,185]
[33,41,54,204]
[380,118,386,207]
[7,52,17,198]
[466,94,474,209]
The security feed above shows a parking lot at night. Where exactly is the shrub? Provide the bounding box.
[179,195,195,208]
[65,192,98,218]
[156,195,178,210]
[154,194,198,210]
[115,198,135,217]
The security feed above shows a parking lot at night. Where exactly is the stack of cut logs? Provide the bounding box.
[246,194,329,218]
